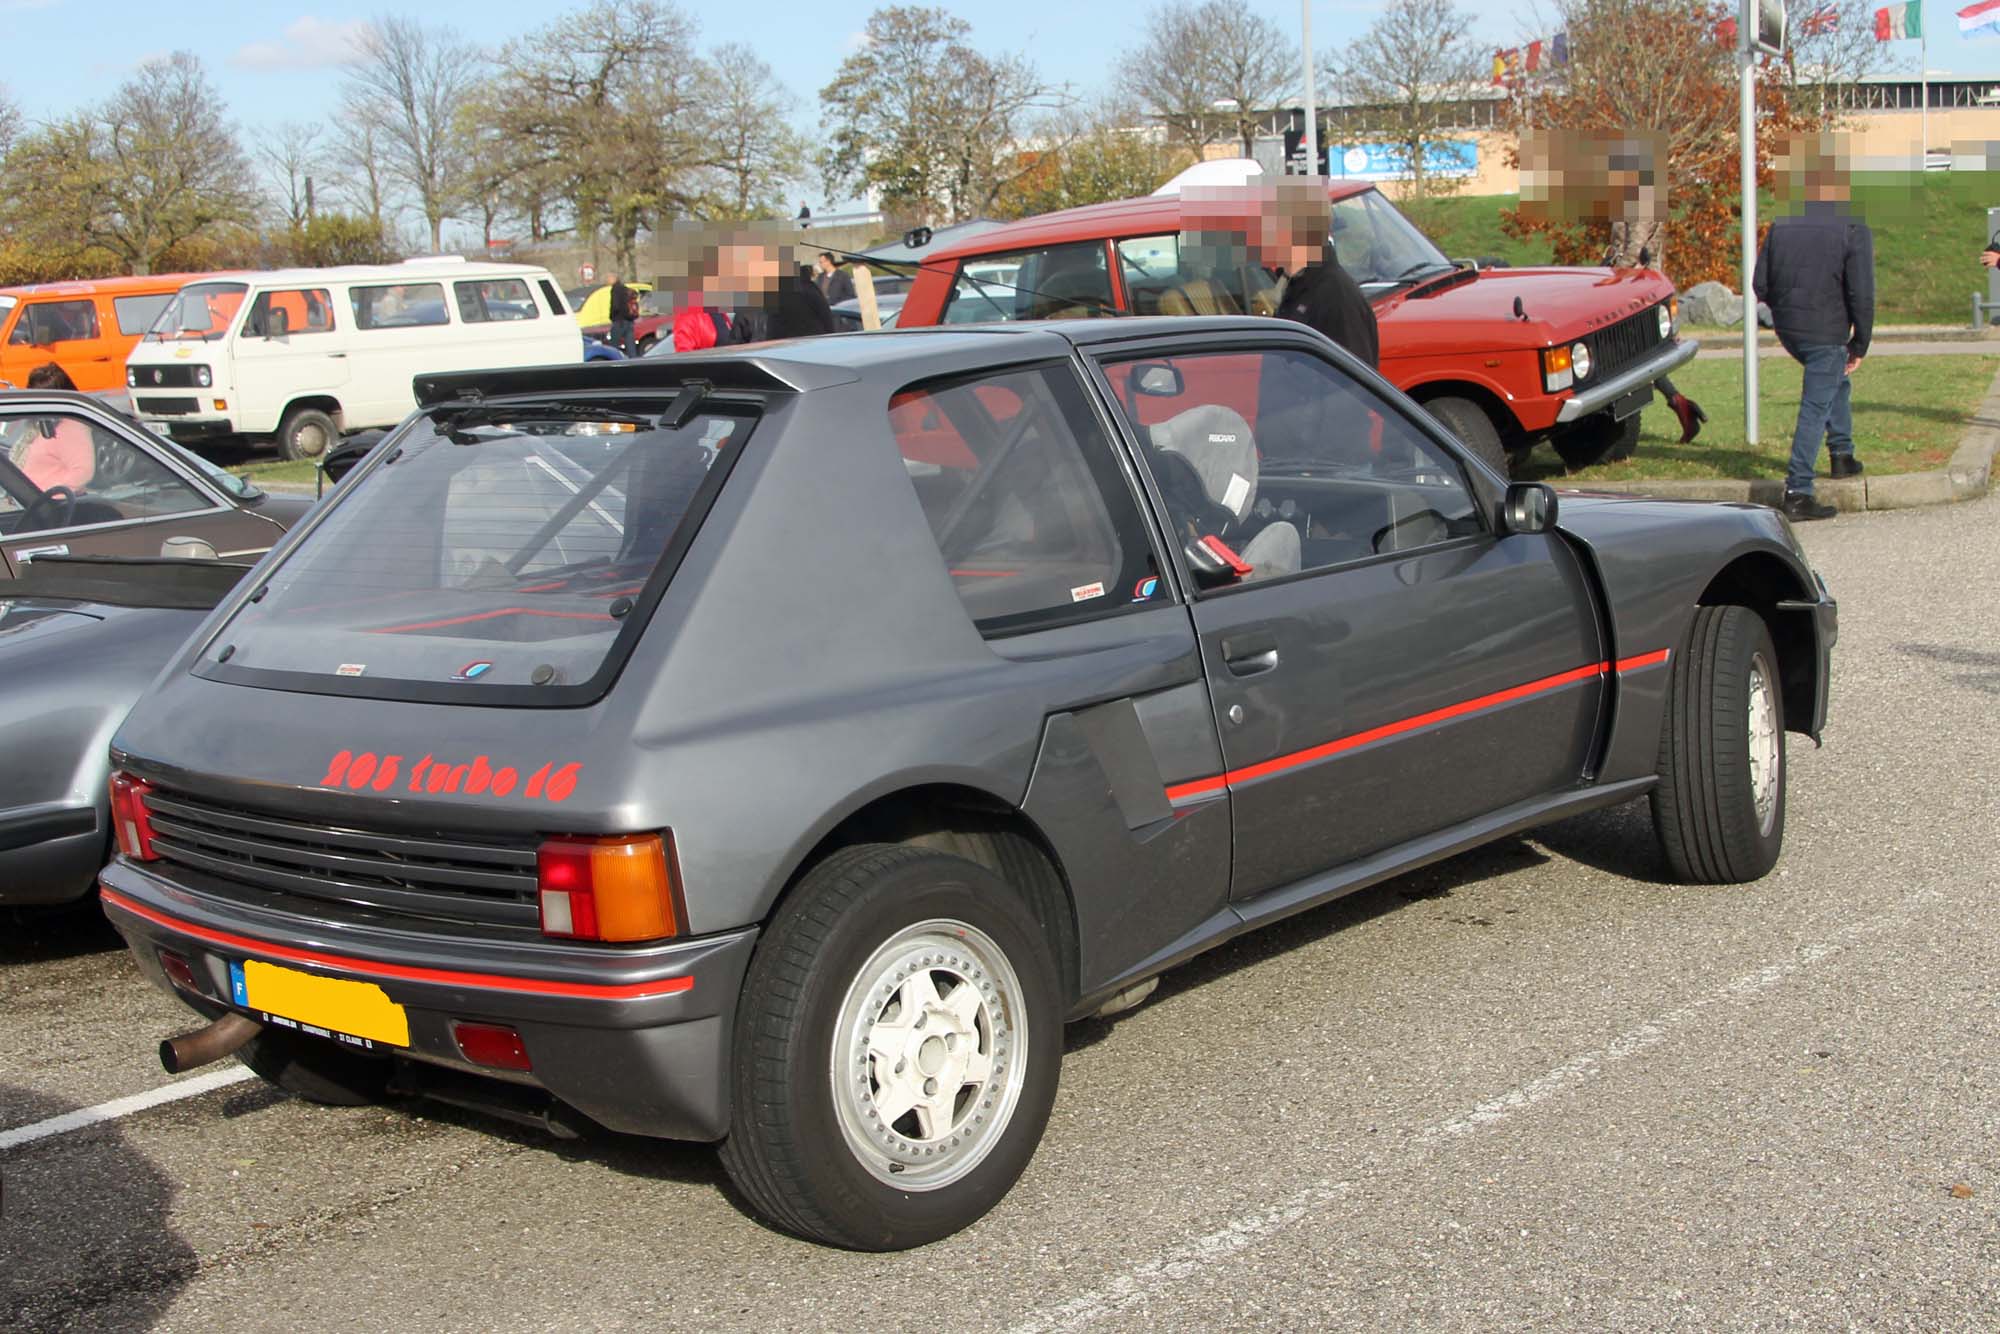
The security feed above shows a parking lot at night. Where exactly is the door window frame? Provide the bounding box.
[1079,330,1500,602]
[0,402,233,542]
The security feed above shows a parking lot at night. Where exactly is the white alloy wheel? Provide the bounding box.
[831,919,1025,1190]
[1746,652,1782,838]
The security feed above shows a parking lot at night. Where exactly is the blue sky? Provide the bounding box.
[0,0,1983,230]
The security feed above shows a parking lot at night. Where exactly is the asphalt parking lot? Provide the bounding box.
[5,489,1997,1332]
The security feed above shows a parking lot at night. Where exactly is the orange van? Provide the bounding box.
[0,274,212,393]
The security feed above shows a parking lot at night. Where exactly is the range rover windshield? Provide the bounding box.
[195,399,751,705]
[1330,189,1454,288]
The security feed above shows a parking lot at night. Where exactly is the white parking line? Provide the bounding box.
[0,1066,256,1152]
[1008,895,1930,1334]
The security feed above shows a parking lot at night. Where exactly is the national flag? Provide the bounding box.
[1551,31,1569,64]
[1526,39,1543,72]
[1800,5,1840,33]
[1491,47,1521,86]
[1875,1,1922,39]
[1959,0,2000,36]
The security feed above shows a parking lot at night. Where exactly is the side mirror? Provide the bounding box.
[1129,362,1185,397]
[1502,481,1559,534]
[903,226,934,250]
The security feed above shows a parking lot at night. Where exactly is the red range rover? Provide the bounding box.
[896,180,1698,474]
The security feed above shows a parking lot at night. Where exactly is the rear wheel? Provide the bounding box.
[1423,395,1509,477]
[276,406,339,462]
[1651,604,1786,883]
[721,844,1062,1250]
[236,1027,393,1106]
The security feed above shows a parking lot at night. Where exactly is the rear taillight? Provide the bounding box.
[535,833,681,943]
[109,772,159,861]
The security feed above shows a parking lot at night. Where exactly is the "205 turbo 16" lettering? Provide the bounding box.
[317,750,581,803]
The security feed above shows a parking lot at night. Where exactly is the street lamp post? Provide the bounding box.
[1302,2,1318,174]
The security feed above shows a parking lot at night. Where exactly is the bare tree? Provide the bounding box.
[1785,0,1895,129]
[1339,0,1486,200]
[1119,1,1293,156]
[343,16,484,252]
[0,85,20,157]
[326,111,393,231]
[821,6,1069,224]
[705,43,809,218]
[257,121,323,228]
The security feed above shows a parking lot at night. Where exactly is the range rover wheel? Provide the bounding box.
[1423,395,1509,477]
[276,406,338,462]
[236,1026,393,1106]
[1552,410,1641,470]
[721,844,1062,1250]
[1651,604,1786,883]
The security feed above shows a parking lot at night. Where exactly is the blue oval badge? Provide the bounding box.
[452,661,494,681]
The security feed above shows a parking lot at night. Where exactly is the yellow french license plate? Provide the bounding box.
[233,959,410,1048]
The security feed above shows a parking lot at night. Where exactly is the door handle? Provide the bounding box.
[327,352,347,359]
[1221,631,1279,677]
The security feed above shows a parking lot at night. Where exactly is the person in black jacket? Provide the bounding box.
[1752,144,1874,521]
[706,239,836,344]
[1274,238,1379,370]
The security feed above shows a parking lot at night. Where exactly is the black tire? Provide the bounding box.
[1424,395,1509,477]
[1552,411,1641,470]
[235,1027,393,1106]
[1651,605,1787,883]
[276,406,339,462]
[635,335,656,356]
[720,844,1063,1250]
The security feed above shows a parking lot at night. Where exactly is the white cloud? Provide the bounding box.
[231,16,370,72]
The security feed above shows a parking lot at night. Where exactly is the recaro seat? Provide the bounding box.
[1147,404,1300,579]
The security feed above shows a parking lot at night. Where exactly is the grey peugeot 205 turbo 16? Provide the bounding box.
[100,317,1834,1249]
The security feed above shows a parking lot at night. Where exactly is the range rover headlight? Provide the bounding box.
[1658,301,1674,339]
[1570,341,1593,380]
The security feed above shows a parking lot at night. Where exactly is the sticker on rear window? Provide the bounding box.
[1070,581,1105,603]
[451,661,494,681]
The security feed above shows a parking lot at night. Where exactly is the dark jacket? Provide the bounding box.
[1752,202,1874,357]
[1275,245,1379,369]
[728,275,837,345]
[820,267,856,306]
[608,282,638,324]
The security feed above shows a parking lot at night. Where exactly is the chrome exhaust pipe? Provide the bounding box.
[159,1011,262,1075]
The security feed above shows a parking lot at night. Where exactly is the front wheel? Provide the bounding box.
[1552,410,1641,470]
[720,844,1062,1250]
[1651,604,1786,883]
[275,406,339,462]
[1422,395,1509,477]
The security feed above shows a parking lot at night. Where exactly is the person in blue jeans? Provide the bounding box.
[1752,140,1873,522]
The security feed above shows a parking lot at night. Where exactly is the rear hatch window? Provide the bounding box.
[195,398,751,705]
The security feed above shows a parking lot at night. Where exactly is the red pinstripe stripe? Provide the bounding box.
[99,887,694,1001]
[1164,648,1670,803]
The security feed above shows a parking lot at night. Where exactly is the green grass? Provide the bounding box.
[1513,353,1997,483]
[1416,172,2000,326]
[237,459,320,487]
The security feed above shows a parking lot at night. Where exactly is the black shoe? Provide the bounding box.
[1782,491,1837,521]
[1828,454,1863,478]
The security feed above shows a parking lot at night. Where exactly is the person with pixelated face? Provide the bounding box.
[1258,177,1378,370]
[707,235,835,345]
[1753,134,1873,522]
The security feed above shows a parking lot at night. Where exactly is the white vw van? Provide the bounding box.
[124,260,581,459]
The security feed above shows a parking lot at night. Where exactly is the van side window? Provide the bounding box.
[8,300,100,346]
[537,279,567,315]
[350,283,450,331]
[246,288,335,337]
[940,243,1114,324]
[455,278,540,323]
[112,294,175,337]
[889,362,1160,636]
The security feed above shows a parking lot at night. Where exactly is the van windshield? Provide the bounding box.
[146,282,248,341]
[195,400,750,704]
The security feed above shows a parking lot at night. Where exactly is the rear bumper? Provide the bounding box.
[1555,337,1700,423]
[99,861,756,1140]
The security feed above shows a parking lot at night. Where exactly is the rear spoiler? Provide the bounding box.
[414,353,860,408]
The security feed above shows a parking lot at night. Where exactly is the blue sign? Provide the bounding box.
[1328,140,1478,182]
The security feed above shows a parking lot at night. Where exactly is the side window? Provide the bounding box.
[455,277,540,323]
[113,294,175,337]
[889,363,1161,635]
[941,243,1114,324]
[0,413,207,531]
[246,288,335,337]
[350,282,450,331]
[8,300,101,347]
[537,279,568,315]
[1104,347,1482,581]
[1116,234,1280,318]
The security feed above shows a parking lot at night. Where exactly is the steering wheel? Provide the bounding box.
[21,485,77,531]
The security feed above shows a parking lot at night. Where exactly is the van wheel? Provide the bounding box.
[276,407,338,462]
[1553,411,1641,470]
[1651,605,1786,883]
[1424,396,1509,477]
[236,1027,392,1106]
[721,844,1062,1250]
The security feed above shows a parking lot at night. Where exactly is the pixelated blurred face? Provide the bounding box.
[1518,130,1668,225]
[1777,132,1853,204]
[1180,177,1329,272]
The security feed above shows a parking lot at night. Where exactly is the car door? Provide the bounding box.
[1091,334,1605,902]
[3,297,115,392]
[0,405,271,574]
[232,285,349,429]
